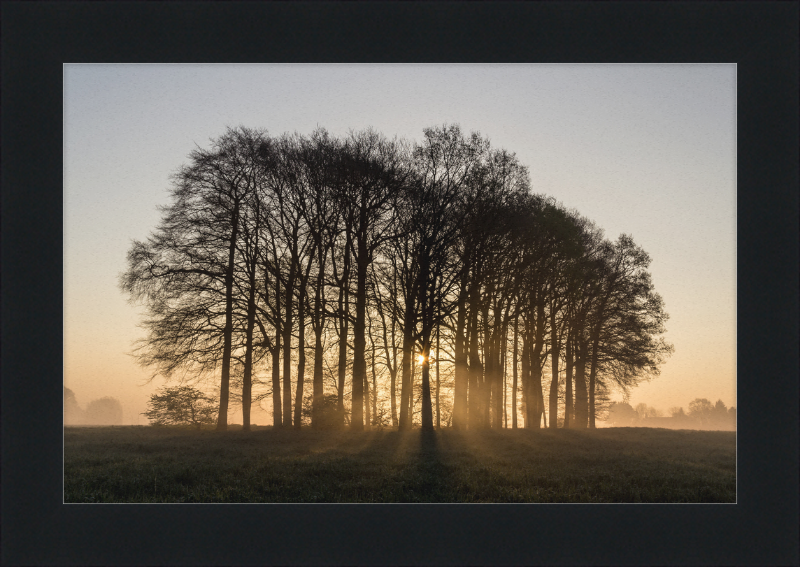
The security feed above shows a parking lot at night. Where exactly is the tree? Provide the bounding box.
[300,392,343,429]
[406,125,488,430]
[688,398,714,425]
[669,406,686,418]
[231,132,274,431]
[85,397,123,425]
[561,218,606,429]
[581,233,673,428]
[294,130,341,428]
[708,399,735,429]
[143,386,217,428]
[606,401,638,426]
[340,130,411,430]
[122,123,674,435]
[712,399,728,420]
[634,403,663,419]
[509,194,576,430]
[64,386,85,425]
[260,133,318,428]
[121,127,269,431]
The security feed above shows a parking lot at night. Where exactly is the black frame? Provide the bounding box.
[2,2,797,565]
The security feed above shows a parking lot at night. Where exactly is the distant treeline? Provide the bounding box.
[64,387,123,426]
[122,125,672,432]
[606,399,736,430]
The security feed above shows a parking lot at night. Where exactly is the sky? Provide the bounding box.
[64,64,736,425]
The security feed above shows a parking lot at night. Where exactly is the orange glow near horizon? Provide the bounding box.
[63,64,737,426]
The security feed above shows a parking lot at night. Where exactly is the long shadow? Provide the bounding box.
[346,427,449,502]
[404,428,452,502]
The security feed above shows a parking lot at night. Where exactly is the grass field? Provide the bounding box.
[64,426,736,503]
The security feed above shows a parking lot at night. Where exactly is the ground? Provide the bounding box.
[64,426,736,503]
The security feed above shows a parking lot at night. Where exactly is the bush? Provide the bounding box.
[64,386,86,425]
[143,386,217,428]
[606,402,638,426]
[302,393,344,430]
[85,397,123,425]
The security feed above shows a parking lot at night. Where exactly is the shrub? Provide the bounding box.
[143,386,217,428]
[85,397,123,425]
[302,393,345,430]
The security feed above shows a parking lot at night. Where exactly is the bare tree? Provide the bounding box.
[121,127,267,430]
[123,123,672,436]
[339,130,411,430]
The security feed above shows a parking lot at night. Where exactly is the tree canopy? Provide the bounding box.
[121,124,673,431]
[142,386,218,428]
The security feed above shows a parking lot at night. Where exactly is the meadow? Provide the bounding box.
[64,426,736,503]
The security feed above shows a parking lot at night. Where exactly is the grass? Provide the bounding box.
[64,426,735,503]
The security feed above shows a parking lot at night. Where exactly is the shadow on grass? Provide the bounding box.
[64,426,736,503]
[333,428,452,503]
[402,429,451,502]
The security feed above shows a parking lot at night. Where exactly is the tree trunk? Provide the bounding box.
[530,363,543,430]
[364,359,371,429]
[492,329,503,429]
[549,306,560,429]
[350,237,368,431]
[364,317,373,429]
[564,330,573,428]
[409,352,416,424]
[282,250,297,428]
[419,254,434,431]
[216,199,240,431]
[398,339,413,429]
[271,346,282,427]
[529,299,547,429]
[490,316,504,430]
[436,322,441,429]
[382,306,398,427]
[371,337,378,427]
[241,265,257,432]
[480,294,492,429]
[389,355,398,426]
[521,329,531,429]
[272,271,282,427]
[312,242,326,428]
[293,283,307,429]
[452,271,469,429]
[398,290,415,430]
[502,324,508,429]
[336,262,350,426]
[588,332,601,429]
[467,278,482,429]
[574,334,589,429]
[420,350,433,430]
[512,314,518,429]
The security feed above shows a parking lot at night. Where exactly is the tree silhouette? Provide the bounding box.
[122,123,673,433]
[85,397,123,425]
[121,126,268,430]
[143,386,217,428]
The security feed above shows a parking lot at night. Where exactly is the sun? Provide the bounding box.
[416,353,426,364]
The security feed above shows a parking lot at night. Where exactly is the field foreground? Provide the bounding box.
[64,426,735,503]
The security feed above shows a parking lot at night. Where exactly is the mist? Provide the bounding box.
[64,387,124,426]
[604,398,736,431]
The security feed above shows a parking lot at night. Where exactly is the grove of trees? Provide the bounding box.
[606,398,736,430]
[684,398,736,429]
[121,125,673,432]
[63,387,124,425]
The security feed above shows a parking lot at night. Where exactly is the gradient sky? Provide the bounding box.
[64,64,736,424]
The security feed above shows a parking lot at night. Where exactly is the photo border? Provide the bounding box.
[2,2,797,565]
